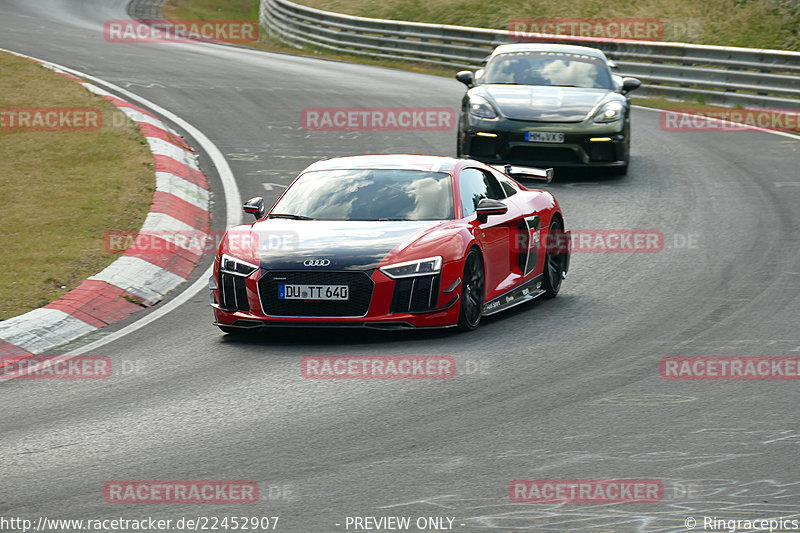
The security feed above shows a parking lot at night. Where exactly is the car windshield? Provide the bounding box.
[482,51,613,89]
[270,169,454,221]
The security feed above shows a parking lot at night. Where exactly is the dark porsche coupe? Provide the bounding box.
[456,43,641,174]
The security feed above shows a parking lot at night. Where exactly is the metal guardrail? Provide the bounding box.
[261,0,800,109]
[127,0,168,20]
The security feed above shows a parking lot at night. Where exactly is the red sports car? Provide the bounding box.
[210,154,570,332]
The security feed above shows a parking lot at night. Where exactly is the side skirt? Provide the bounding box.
[482,274,545,317]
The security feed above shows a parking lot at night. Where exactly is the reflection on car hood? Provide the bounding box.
[250,219,440,271]
[482,85,609,122]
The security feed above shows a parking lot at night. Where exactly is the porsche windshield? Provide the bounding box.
[270,169,454,221]
[482,52,614,89]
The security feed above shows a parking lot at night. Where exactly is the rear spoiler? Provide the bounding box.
[491,164,554,184]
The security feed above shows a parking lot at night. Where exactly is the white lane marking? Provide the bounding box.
[262,182,288,191]
[0,48,241,357]
[0,309,97,354]
[633,105,800,142]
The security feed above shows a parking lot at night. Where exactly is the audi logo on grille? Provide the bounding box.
[303,259,331,267]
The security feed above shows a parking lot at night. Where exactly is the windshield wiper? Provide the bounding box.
[268,213,315,220]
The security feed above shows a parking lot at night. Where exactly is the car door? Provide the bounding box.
[490,169,542,279]
[457,167,522,298]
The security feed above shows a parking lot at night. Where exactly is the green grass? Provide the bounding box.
[164,0,800,51]
[162,0,260,20]
[0,53,155,321]
[295,0,800,51]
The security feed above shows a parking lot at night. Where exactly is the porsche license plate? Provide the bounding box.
[525,131,565,143]
[279,284,349,300]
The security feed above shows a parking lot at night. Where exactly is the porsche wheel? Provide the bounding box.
[456,117,466,157]
[542,217,567,298]
[609,122,630,176]
[457,248,484,331]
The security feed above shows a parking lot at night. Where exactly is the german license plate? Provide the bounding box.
[524,131,565,143]
[279,284,349,300]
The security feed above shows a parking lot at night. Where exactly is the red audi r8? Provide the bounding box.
[210,154,570,332]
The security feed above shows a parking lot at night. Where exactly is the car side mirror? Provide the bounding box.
[243,196,265,220]
[476,198,507,223]
[621,77,641,94]
[456,70,475,88]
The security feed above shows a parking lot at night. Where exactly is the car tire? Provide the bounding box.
[456,116,466,158]
[542,217,568,298]
[457,248,485,331]
[609,122,630,176]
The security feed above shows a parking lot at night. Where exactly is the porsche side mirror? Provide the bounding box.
[456,70,475,88]
[476,198,507,223]
[243,196,265,220]
[621,77,641,94]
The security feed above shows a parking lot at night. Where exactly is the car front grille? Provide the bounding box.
[258,271,374,317]
[389,275,440,314]
[507,146,580,164]
[219,272,250,312]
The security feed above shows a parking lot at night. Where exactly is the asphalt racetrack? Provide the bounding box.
[1,1,799,531]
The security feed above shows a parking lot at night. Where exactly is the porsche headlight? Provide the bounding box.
[593,101,624,123]
[469,95,498,119]
[380,256,443,279]
[219,254,258,277]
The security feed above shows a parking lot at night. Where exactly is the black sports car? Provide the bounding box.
[456,43,641,174]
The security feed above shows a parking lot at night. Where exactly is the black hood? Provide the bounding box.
[480,85,610,122]
[250,219,439,271]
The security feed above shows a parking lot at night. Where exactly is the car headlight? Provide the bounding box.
[469,95,498,119]
[380,256,443,279]
[219,254,258,277]
[593,101,624,123]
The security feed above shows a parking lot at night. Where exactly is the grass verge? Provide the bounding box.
[0,52,155,321]
[295,0,800,51]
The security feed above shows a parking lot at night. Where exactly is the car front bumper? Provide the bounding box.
[210,262,463,330]
[462,116,628,167]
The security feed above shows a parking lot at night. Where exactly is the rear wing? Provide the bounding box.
[490,164,554,184]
